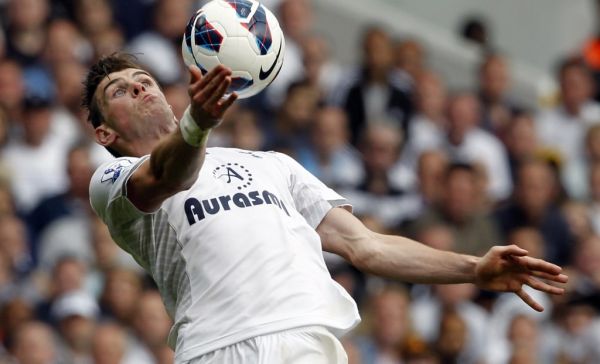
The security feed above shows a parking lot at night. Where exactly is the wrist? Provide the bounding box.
[465,255,480,284]
[179,106,211,147]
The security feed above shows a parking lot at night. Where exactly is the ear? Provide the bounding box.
[95,124,117,147]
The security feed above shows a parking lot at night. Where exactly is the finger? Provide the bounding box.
[512,256,562,275]
[190,65,227,94]
[192,71,228,104]
[205,76,231,107]
[516,288,544,312]
[188,65,203,84]
[531,270,569,284]
[217,92,238,114]
[501,244,529,257]
[525,276,565,295]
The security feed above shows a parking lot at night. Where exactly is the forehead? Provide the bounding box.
[97,67,143,87]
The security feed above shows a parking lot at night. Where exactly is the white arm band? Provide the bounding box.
[179,106,211,147]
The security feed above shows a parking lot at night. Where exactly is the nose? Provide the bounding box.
[131,82,146,96]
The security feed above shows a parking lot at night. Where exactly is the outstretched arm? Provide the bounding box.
[128,65,237,212]
[317,207,568,311]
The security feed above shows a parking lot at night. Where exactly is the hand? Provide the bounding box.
[474,245,568,312]
[187,65,238,129]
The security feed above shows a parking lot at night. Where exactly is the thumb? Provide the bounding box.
[188,64,203,83]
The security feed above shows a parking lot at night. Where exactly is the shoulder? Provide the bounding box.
[89,156,148,221]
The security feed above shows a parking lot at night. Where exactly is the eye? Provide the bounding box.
[141,79,152,87]
[113,88,125,97]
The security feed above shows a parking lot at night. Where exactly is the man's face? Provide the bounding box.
[95,68,176,149]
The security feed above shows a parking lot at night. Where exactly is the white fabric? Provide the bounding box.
[536,103,600,197]
[2,136,70,213]
[536,103,600,165]
[127,33,182,84]
[89,148,360,363]
[444,128,512,200]
[188,326,347,364]
[401,114,445,169]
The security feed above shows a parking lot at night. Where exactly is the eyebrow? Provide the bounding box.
[103,70,153,97]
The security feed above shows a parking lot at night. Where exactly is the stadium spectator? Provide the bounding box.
[42,19,91,74]
[353,285,416,364]
[6,321,57,364]
[0,298,35,348]
[0,214,33,278]
[88,26,126,64]
[506,227,546,260]
[91,322,129,364]
[341,123,422,229]
[74,0,116,39]
[51,290,98,364]
[226,107,267,151]
[127,0,192,85]
[1,96,72,213]
[133,290,175,363]
[299,33,345,105]
[270,80,321,151]
[588,163,600,235]
[411,284,488,364]
[0,59,26,126]
[478,53,520,134]
[27,144,94,247]
[295,106,362,189]
[35,256,89,323]
[411,163,499,256]
[433,308,469,363]
[401,70,447,170]
[568,235,600,307]
[536,57,600,180]
[341,26,414,145]
[414,150,449,207]
[5,0,50,66]
[563,123,600,199]
[495,159,574,265]
[443,91,512,200]
[100,268,144,326]
[562,200,595,245]
[392,38,426,94]
[500,110,540,183]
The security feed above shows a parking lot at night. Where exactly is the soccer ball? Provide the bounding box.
[182,0,285,99]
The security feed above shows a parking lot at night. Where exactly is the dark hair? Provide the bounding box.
[556,56,592,79]
[82,53,147,157]
[444,162,476,180]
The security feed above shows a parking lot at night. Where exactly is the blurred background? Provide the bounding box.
[0,0,599,363]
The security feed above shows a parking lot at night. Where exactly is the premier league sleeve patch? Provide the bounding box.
[101,159,133,184]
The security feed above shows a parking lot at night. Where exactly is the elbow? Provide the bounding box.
[347,233,381,273]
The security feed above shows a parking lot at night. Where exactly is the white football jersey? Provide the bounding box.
[89,148,361,362]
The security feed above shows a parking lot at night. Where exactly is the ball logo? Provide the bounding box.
[212,163,253,190]
[259,38,282,81]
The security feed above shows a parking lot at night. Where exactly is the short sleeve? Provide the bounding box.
[89,156,150,225]
[273,152,352,228]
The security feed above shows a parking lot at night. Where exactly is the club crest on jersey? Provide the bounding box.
[101,160,133,184]
[212,163,253,190]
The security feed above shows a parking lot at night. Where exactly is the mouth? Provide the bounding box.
[142,94,155,103]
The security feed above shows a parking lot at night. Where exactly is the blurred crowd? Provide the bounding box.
[0,0,599,363]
